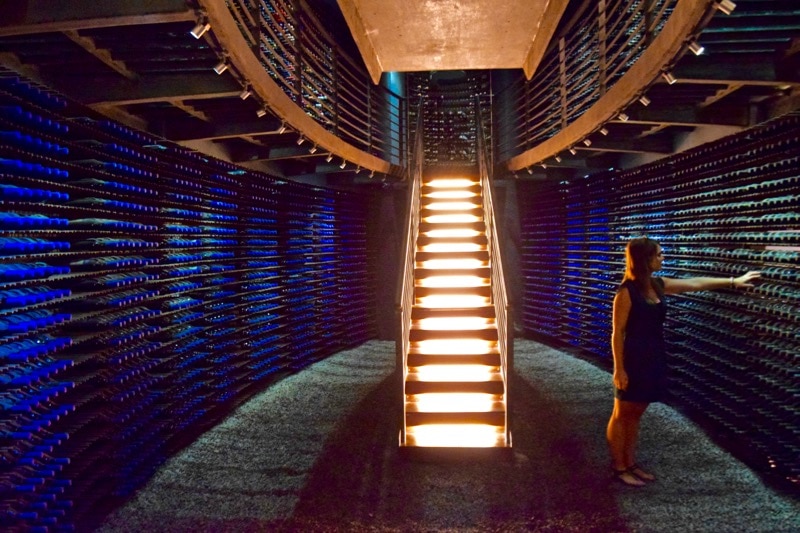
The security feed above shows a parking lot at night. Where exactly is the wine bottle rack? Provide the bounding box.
[0,68,374,530]
[519,112,800,494]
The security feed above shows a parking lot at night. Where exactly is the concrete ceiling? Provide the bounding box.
[337,0,569,83]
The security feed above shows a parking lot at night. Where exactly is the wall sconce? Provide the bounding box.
[296,136,305,146]
[688,41,705,55]
[638,95,651,106]
[308,145,318,154]
[213,59,228,75]
[339,159,347,169]
[325,153,333,163]
[662,71,677,85]
[600,127,609,136]
[716,0,736,15]
[618,112,629,122]
[583,138,592,147]
[276,122,287,134]
[190,21,211,39]
[256,108,268,118]
[569,147,577,155]
[239,86,252,100]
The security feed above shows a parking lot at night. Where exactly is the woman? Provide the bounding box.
[606,237,760,487]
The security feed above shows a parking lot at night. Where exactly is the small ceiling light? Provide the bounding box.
[688,41,705,56]
[583,138,592,147]
[256,108,268,118]
[541,163,547,169]
[600,127,609,136]
[190,21,211,39]
[213,59,228,75]
[569,147,577,155]
[296,136,305,146]
[618,112,629,122]
[716,0,736,15]
[276,122,287,134]
[308,145,318,154]
[355,166,362,174]
[662,71,677,85]
[339,159,347,169]
[369,170,375,178]
[554,155,562,163]
[526,167,533,175]
[639,95,651,106]
[239,87,252,100]
[325,153,333,163]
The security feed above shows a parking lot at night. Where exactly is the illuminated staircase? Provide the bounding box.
[400,174,511,452]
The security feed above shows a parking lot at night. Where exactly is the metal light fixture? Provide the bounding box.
[325,153,333,163]
[662,71,677,85]
[276,122,287,134]
[618,112,630,122]
[526,167,533,174]
[239,86,252,100]
[355,166,362,174]
[716,0,736,15]
[296,136,305,146]
[688,41,705,55]
[583,138,592,147]
[639,95,651,106]
[190,21,211,39]
[555,155,562,163]
[308,145,318,154]
[213,59,228,75]
[569,147,577,155]
[256,108,268,118]
[541,163,547,169]
[600,127,609,136]
[339,159,347,169]
[369,170,375,178]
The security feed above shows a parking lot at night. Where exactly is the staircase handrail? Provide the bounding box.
[396,99,425,442]
[476,97,512,439]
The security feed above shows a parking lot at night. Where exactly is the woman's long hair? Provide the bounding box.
[623,237,661,293]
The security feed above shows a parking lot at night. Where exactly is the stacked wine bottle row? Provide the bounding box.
[0,69,373,530]
[519,112,800,493]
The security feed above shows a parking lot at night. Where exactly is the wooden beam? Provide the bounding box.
[335,0,384,85]
[522,0,570,80]
[0,0,194,36]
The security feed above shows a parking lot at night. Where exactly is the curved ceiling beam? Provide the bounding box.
[197,0,394,176]
[506,0,713,172]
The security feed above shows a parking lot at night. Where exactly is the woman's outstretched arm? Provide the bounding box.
[662,271,761,295]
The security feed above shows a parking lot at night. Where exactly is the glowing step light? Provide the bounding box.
[406,424,506,448]
[410,393,499,412]
[412,364,497,382]
[416,316,494,330]
[417,276,487,288]
[414,338,496,355]
[426,178,477,188]
[417,294,490,308]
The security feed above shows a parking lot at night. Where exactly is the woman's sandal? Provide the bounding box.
[628,463,656,482]
[612,467,646,487]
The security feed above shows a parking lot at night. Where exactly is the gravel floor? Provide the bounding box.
[96,339,800,532]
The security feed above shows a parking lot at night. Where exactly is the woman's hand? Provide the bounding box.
[613,369,628,391]
[734,271,761,289]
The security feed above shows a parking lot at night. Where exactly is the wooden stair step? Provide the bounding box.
[404,409,506,426]
[409,327,498,342]
[411,305,496,319]
[415,250,489,262]
[407,352,502,367]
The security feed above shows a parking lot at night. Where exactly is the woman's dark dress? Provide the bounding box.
[615,278,667,403]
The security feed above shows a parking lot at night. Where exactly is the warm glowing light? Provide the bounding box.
[417,295,490,308]
[423,229,480,238]
[407,424,505,447]
[424,214,481,224]
[419,259,485,270]
[426,201,478,211]
[411,393,497,412]
[416,317,492,330]
[426,179,476,188]
[413,364,496,381]
[415,338,495,354]
[417,276,486,288]
[419,242,483,253]
[426,190,476,199]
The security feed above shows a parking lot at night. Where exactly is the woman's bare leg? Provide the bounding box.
[607,398,649,485]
